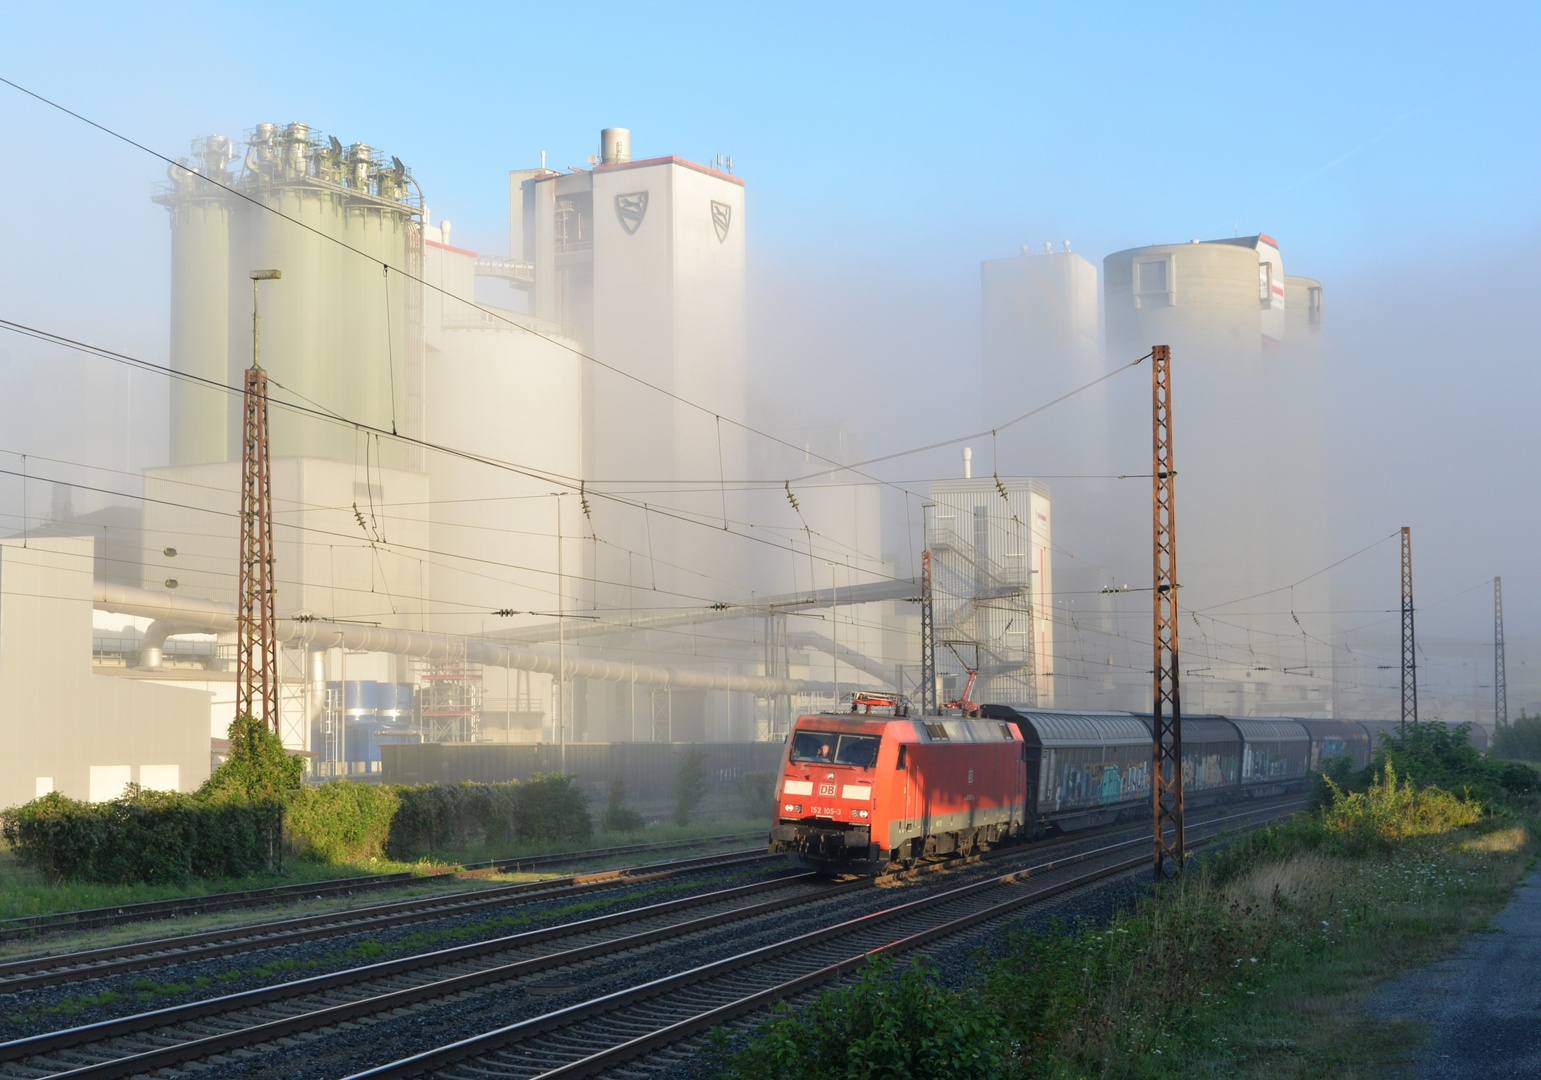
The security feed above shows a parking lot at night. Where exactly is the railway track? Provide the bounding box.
[0,832,761,944]
[0,847,777,995]
[0,800,1299,1080]
[341,801,1299,1080]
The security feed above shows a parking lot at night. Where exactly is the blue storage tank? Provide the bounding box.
[344,680,380,715]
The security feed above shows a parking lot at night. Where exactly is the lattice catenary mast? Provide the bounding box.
[236,269,281,733]
[1150,345,1183,879]
[1400,526,1416,738]
[1495,575,1507,726]
[919,550,938,714]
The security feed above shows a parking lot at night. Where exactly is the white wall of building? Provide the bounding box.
[0,537,210,808]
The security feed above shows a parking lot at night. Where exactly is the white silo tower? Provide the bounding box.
[158,123,420,466]
[1102,235,1332,716]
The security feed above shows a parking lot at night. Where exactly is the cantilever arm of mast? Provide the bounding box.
[486,577,926,646]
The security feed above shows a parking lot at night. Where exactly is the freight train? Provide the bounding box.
[767,705,1453,873]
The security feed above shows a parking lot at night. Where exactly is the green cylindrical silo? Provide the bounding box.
[161,141,234,466]
[215,128,414,464]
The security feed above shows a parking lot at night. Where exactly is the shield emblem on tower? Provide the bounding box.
[615,191,649,235]
[711,200,732,243]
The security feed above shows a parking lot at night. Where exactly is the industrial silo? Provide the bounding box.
[1101,235,1331,716]
[160,124,420,466]
[1103,239,1264,367]
[156,137,235,465]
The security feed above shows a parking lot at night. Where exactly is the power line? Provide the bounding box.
[0,74,929,503]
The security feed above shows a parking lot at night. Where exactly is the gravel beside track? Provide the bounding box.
[0,833,761,944]
[0,850,774,995]
[335,802,1297,1080]
[0,801,1300,1080]
[0,855,794,1045]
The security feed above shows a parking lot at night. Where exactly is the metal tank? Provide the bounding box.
[158,124,421,466]
[599,127,631,165]
[1103,239,1263,366]
[341,679,383,771]
[156,137,235,465]
[1101,237,1318,716]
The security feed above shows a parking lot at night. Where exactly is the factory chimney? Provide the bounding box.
[600,127,631,165]
[962,446,973,479]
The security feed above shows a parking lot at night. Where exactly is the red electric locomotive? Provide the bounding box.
[767,711,1028,872]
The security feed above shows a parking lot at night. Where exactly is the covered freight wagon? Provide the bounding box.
[984,707,1151,830]
[1295,719,1372,770]
[1231,718,1312,795]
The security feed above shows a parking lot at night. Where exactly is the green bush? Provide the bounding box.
[284,781,401,863]
[1493,711,1541,762]
[0,787,281,885]
[673,749,708,826]
[601,779,647,834]
[721,957,1009,1080]
[734,771,775,821]
[285,780,521,862]
[201,715,305,800]
[1308,720,1537,816]
[512,773,593,843]
[0,715,298,885]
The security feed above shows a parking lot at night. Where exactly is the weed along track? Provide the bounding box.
[0,802,1297,1080]
[331,805,1296,1080]
[0,847,773,995]
[0,833,762,944]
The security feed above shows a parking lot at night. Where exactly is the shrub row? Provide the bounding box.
[284,774,589,863]
[1,788,282,884]
[2,712,597,881]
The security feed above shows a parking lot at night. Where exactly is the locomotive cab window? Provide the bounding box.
[895,745,907,769]
[790,731,881,768]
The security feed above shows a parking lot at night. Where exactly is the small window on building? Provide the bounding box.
[1134,258,1172,308]
[140,765,181,792]
[1308,285,1323,325]
[1258,262,1272,305]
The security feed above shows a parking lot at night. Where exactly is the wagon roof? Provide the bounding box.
[1293,719,1370,738]
[1010,711,1151,747]
[1229,718,1310,742]
[1126,713,1240,744]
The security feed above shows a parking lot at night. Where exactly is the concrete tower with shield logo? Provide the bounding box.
[503,130,748,739]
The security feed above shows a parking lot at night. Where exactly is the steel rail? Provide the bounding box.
[1,802,1297,1080]
[343,802,1295,1079]
[0,849,773,993]
[0,873,843,1079]
[0,832,760,942]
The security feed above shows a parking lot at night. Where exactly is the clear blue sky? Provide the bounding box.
[1,2,1534,273]
[0,1,1537,652]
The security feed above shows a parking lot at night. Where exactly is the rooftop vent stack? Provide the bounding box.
[963,446,973,479]
[600,128,631,165]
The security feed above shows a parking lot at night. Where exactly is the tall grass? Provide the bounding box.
[718,763,1536,1080]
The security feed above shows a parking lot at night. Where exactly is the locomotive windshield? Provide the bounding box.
[790,731,881,768]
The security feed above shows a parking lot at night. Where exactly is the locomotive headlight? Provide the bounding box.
[784,803,802,813]
[854,809,869,819]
